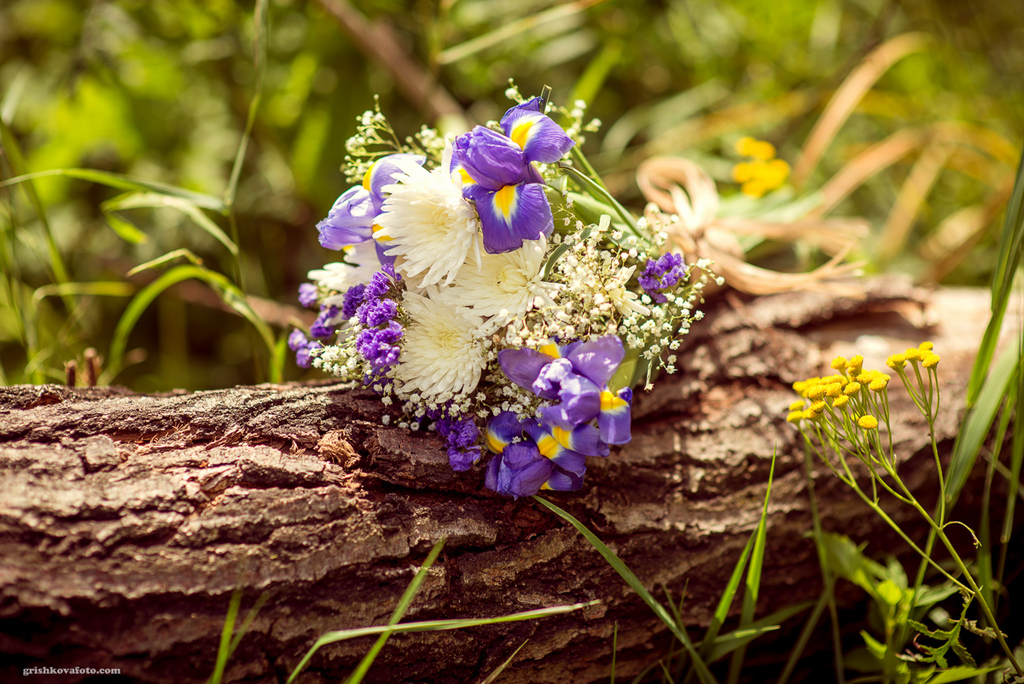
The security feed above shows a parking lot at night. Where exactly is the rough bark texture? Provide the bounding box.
[0,280,1007,683]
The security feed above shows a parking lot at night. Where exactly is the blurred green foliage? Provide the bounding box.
[1,0,1021,390]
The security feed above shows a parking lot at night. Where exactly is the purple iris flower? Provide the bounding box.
[484,441,585,498]
[316,154,424,251]
[500,97,576,163]
[450,99,572,255]
[498,336,633,444]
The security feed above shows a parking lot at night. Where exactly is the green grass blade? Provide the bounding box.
[269,331,288,384]
[127,249,204,277]
[706,625,781,663]
[102,192,238,255]
[206,592,269,684]
[0,168,226,213]
[534,496,717,684]
[106,264,275,381]
[697,530,755,664]
[727,450,776,684]
[571,39,623,113]
[209,588,242,684]
[286,602,597,684]
[225,0,267,209]
[345,538,445,684]
[947,343,1021,508]
[966,148,1024,406]
[479,639,529,684]
[33,282,134,302]
[0,117,72,294]
[1001,321,1024,545]
[102,211,149,244]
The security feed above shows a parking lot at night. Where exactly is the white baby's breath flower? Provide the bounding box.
[436,238,558,321]
[393,292,486,402]
[374,145,480,287]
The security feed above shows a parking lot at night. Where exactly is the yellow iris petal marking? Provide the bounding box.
[494,185,517,221]
[551,426,573,450]
[372,224,391,242]
[459,168,474,185]
[485,431,506,454]
[536,434,560,459]
[510,120,534,150]
[538,342,560,358]
[363,160,378,191]
[601,390,627,412]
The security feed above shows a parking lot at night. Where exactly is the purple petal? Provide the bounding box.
[532,358,575,398]
[544,464,586,492]
[486,411,524,453]
[500,97,576,163]
[598,387,632,445]
[466,182,553,254]
[487,442,552,498]
[317,186,377,250]
[498,347,556,395]
[453,127,533,190]
[364,153,425,199]
[539,374,601,430]
[564,336,626,388]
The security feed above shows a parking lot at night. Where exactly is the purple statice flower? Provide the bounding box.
[298,282,319,308]
[357,298,397,328]
[364,268,397,300]
[356,321,402,369]
[288,329,309,352]
[638,252,686,304]
[310,305,340,339]
[294,337,321,366]
[341,284,366,319]
[437,417,482,472]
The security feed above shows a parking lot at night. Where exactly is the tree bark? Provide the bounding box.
[0,279,1008,683]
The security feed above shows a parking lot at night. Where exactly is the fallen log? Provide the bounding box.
[0,279,1011,683]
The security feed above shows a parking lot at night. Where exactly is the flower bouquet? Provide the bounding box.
[289,87,718,498]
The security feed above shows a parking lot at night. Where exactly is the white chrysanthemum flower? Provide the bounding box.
[307,240,381,295]
[394,292,487,402]
[374,146,481,288]
[436,238,558,321]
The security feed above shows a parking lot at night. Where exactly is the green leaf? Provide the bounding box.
[344,539,446,684]
[225,0,268,209]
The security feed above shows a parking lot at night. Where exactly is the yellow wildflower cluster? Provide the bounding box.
[787,350,900,436]
[731,137,790,198]
[886,341,940,371]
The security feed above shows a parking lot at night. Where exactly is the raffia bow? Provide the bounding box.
[636,157,868,297]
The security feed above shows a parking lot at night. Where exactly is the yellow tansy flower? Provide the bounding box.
[886,353,906,370]
[922,352,940,368]
[858,415,879,430]
[832,395,849,408]
[869,374,890,391]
